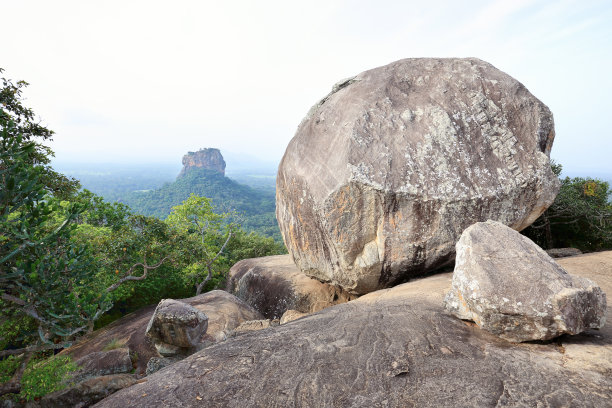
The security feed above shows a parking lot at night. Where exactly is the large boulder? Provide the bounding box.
[444,220,606,342]
[277,58,559,295]
[62,290,263,374]
[93,252,612,408]
[228,255,356,319]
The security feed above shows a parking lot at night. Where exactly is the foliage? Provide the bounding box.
[1,123,105,348]
[122,168,283,242]
[166,194,238,294]
[0,68,79,198]
[522,163,612,251]
[0,354,76,402]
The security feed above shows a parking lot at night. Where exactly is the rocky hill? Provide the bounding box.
[86,251,610,408]
[178,148,226,178]
[121,150,280,240]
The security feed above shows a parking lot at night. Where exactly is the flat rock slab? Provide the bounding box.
[62,290,262,374]
[444,221,606,342]
[228,255,356,319]
[277,57,559,295]
[94,252,612,408]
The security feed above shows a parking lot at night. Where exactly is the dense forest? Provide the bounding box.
[121,168,281,242]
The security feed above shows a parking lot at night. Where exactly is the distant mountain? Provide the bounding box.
[121,168,280,241]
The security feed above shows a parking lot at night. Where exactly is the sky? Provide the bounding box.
[2,0,611,176]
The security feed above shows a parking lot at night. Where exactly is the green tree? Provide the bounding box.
[522,163,612,251]
[166,194,237,294]
[0,72,167,396]
[0,68,79,198]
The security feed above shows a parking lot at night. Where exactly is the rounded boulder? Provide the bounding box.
[276,58,559,294]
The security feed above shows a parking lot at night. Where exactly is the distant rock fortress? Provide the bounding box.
[178,148,226,178]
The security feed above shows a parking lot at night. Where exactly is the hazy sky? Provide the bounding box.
[3,0,611,175]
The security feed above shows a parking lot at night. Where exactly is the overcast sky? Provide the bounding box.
[2,0,611,175]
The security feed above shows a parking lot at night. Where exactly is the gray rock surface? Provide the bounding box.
[232,319,277,335]
[228,255,356,319]
[280,309,307,324]
[546,247,583,258]
[277,57,559,294]
[444,220,606,342]
[145,299,209,348]
[71,348,133,384]
[64,290,262,374]
[145,357,179,376]
[93,252,612,408]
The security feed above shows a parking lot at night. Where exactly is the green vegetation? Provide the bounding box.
[0,69,284,398]
[0,354,76,402]
[522,163,612,251]
[102,338,126,351]
[121,168,282,242]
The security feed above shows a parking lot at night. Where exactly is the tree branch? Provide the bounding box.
[105,256,168,293]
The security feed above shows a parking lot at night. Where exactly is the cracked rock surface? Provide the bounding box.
[444,220,606,342]
[277,57,559,295]
[93,252,612,408]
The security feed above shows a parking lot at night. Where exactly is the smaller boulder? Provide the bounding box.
[444,220,607,342]
[228,255,356,319]
[145,299,208,349]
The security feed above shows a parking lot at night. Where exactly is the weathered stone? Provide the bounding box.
[228,255,356,319]
[145,356,180,376]
[145,299,209,349]
[444,220,606,342]
[94,252,612,408]
[64,291,261,375]
[178,148,226,177]
[546,247,583,258]
[34,374,137,408]
[232,319,275,334]
[280,309,307,324]
[277,58,559,295]
[71,348,133,384]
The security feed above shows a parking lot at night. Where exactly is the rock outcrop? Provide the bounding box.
[178,148,226,177]
[444,221,606,342]
[62,290,262,374]
[145,299,209,354]
[277,58,559,295]
[71,348,133,384]
[228,255,356,319]
[93,252,612,408]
